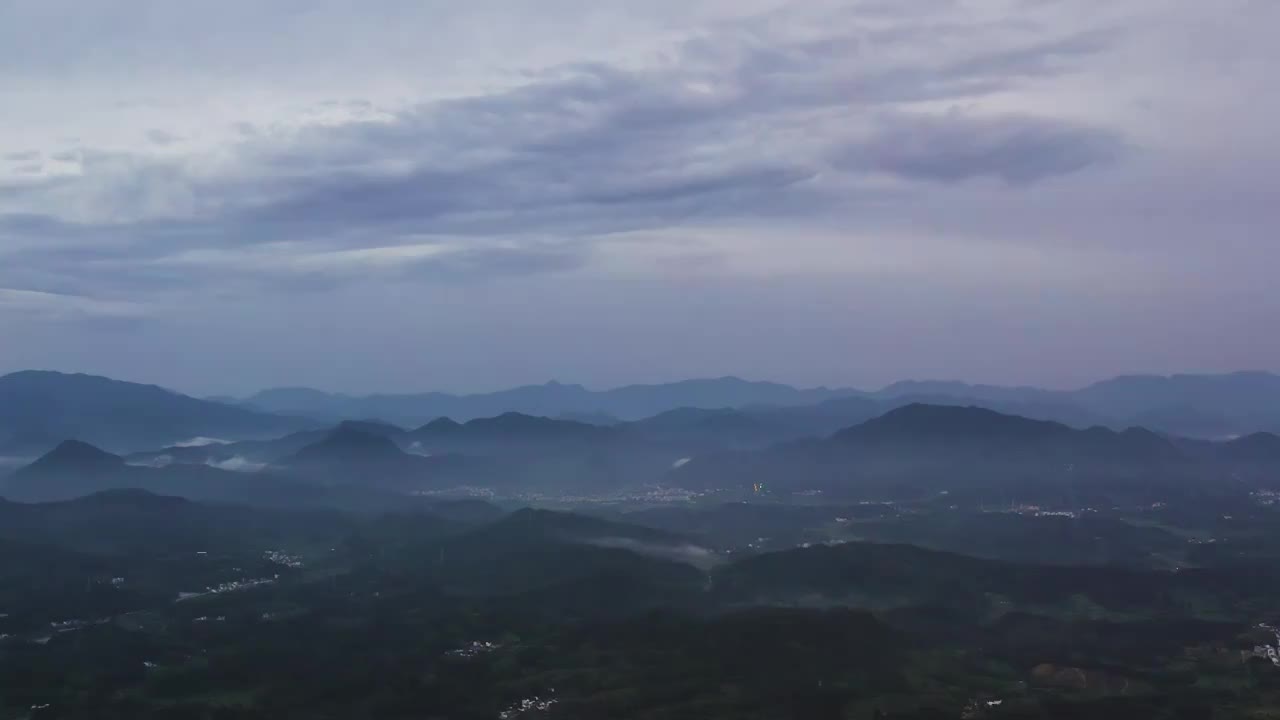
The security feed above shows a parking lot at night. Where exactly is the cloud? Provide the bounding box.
[173,437,231,448]
[587,536,723,570]
[0,288,149,319]
[847,111,1124,184]
[207,456,266,473]
[0,7,1124,283]
[0,0,1275,393]
[146,129,181,146]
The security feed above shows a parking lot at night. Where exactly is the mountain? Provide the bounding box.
[1217,432,1280,463]
[0,488,356,556]
[478,507,685,547]
[0,371,311,455]
[289,424,406,465]
[237,371,1280,439]
[672,404,1193,502]
[875,380,1058,405]
[124,419,407,469]
[557,410,621,426]
[1125,404,1240,440]
[23,438,123,473]
[744,395,887,439]
[709,539,1280,616]
[0,439,415,509]
[829,404,1181,462]
[410,508,711,606]
[1070,371,1280,435]
[402,414,680,492]
[405,412,614,455]
[238,377,858,425]
[621,407,793,451]
[619,395,1099,452]
[4,440,267,504]
[278,426,480,491]
[871,373,1280,437]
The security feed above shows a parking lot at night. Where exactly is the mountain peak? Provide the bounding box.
[34,440,124,469]
[468,412,600,436]
[289,426,405,465]
[1220,432,1280,462]
[334,419,404,437]
[325,425,401,449]
[845,403,1064,439]
[418,417,463,433]
[70,488,192,509]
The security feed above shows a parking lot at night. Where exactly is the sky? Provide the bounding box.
[0,0,1277,396]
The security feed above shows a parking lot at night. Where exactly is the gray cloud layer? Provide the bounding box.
[0,0,1276,394]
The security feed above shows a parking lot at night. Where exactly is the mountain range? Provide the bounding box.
[6,369,1280,465]
[8,398,1280,508]
[227,371,1280,437]
[231,377,855,424]
[671,403,1280,502]
[0,371,313,455]
[0,436,465,511]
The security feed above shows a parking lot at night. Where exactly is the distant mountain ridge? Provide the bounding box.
[672,404,1209,502]
[228,371,1280,437]
[829,404,1183,463]
[235,377,857,424]
[277,425,484,492]
[6,368,1280,473]
[0,436,473,511]
[1,439,301,505]
[0,371,312,456]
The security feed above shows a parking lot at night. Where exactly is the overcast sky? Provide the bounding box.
[0,0,1276,395]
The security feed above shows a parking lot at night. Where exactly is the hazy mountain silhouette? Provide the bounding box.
[412,508,709,604]
[123,419,406,469]
[0,438,429,510]
[279,426,482,491]
[0,371,311,455]
[1217,432,1280,463]
[237,377,857,424]
[874,380,1058,405]
[621,407,792,452]
[25,439,124,473]
[672,404,1194,500]
[0,488,354,556]
[557,410,621,426]
[830,404,1182,462]
[229,371,1280,438]
[406,412,613,455]
[289,425,406,464]
[3,440,290,505]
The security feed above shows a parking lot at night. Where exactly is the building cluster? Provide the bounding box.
[263,550,304,568]
[498,694,557,719]
[179,577,277,601]
[1251,489,1280,507]
[411,486,496,499]
[414,484,711,505]
[1248,623,1280,667]
[961,698,1005,718]
[446,640,502,658]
